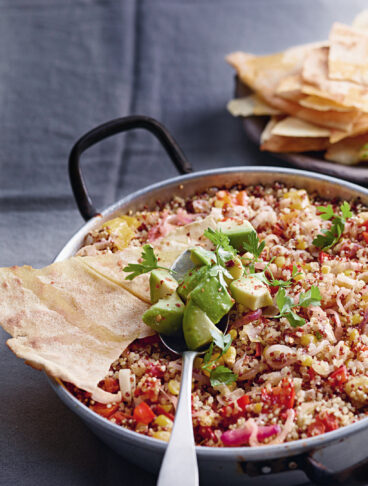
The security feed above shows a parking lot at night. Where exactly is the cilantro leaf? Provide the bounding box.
[313,202,351,250]
[123,244,170,280]
[298,286,321,307]
[341,201,352,219]
[276,287,294,315]
[285,310,306,328]
[204,228,236,255]
[317,204,335,221]
[210,366,237,386]
[242,231,265,260]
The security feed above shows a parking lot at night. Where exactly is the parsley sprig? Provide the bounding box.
[202,328,237,386]
[123,244,172,280]
[242,231,265,273]
[204,228,236,287]
[313,202,352,250]
[275,286,321,327]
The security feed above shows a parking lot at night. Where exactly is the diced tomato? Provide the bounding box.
[363,232,368,244]
[109,411,131,425]
[321,412,339,432]
[133,401,156,424]
[91,402,119,418]
[307,419,325,437]
[307,412,338,437]
[237,395,251,411]
[329,365,348,388]
[261,378,295,411]
[235,191,248,206]
[103,376,120,394]
[255,343,263,357]
[319,251,329,265]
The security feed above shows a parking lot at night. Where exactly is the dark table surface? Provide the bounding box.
[1,1,368,485]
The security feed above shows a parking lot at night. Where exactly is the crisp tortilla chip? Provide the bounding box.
[276,74,303,101]
[227,95,281,116]
[0,258,151,403]
[261,135,329,153]
[302,46,368,111]
[325,133,368,165]
[228,48,359,130]
[328,23,368,86]
[299,94,355,112]
[352,10,368,31]
[260,117,280,144]
[271,116,331,138]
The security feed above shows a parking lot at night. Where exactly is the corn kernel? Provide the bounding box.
[300,334,317,346]
[152,431,171,442]
[321,265,330,274]
[362,294,368,302]
[159,404,172,413]
[168,379,180,395]
[302,356,313,367]
[275,256,286,268]
[154,414,173,428]
[303,263,311,271]
[194,357,203,369]
[229,329,238,340]
[223,346,236,366]
[296,238,307,250]
[294,273,305,282]
[351,313,362,326]
[214,199,224,208]
[344,270,355,277]
[253,403,262,414]
[349,329,359,342]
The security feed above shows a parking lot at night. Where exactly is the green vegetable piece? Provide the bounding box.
[217,220,255,251]
[226,255,244,280]
[142,292,184,336]
[189,276,234,324]
[177,265,209,302]
[183,300,221,350]
[190,247,215,267]
[209,365,237,387]
[149,269,178,304]
[229,276,273,310]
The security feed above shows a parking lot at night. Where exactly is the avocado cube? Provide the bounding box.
[177,265,209,302]
[190,247,215,267]
[142,292,184,336]
[183,300,222,350]
[226,255,244,281]
[218,220,255,251]
[189,276,234,324]
[150,269,177,304]
[229,276,273,310]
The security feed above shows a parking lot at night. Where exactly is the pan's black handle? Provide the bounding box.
[68,116,192,221]
[240,449,368,485]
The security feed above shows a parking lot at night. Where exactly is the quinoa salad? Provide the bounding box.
[66,183,368,447]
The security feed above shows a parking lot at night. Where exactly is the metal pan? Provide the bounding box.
[49,116,368,485]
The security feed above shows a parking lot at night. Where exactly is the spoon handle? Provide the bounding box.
[157,351,198,486]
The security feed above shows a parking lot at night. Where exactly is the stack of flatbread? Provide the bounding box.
[0,214,217,403]
[227,10,368,165]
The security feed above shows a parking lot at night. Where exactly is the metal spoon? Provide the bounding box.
[157,250,228,486]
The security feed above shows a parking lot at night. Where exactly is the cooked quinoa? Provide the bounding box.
[67,183,368,447]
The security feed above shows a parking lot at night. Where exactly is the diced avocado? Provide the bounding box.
[142,292,184,336]
[225,255,244,280]
[189,276,234,324]
[177,265,209,302]
[229,276,273,310]
[190,247,215,267]
[150,269,177,304]
[183,300,222,350]
[218,220,255,251]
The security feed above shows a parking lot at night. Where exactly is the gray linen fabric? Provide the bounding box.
[1,1,367,484]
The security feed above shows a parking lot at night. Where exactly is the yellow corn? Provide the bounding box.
[344,270,355,277]
[296,238,307,250]
[321,265,330,274]
[294,273,305,282]
[154,415,173,428]
[168,379,180,395]
[223,346,236,366]
[214,199,224,208]
[194,357,203,369]
[303,263,311,271]
[275,256,286,268]
[300,334,317,346]
[349,329,360,342]
[362,294,368,302]
[229,329,238,340]
[302,356,313,367]
[253,403,262,414]
[159,404,172,413]
[152,431,171,442]
[351,313,362,326]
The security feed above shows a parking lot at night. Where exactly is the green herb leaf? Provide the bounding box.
[203,342,214,365]
[276,287,294,315]
[204,228,236,255]
[209,365,237,386]
[242,231,265,260]
[298,286,321,308]
[123,244,170,280]
[285,310,306,328]
[317,204,335,221]
[341,201,352,219]
[313,202,351,250]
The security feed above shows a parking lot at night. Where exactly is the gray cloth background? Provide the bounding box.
[1,1,367,485]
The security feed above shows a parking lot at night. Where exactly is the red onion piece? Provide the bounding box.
[232,309,262,328]
[221,424,281,446]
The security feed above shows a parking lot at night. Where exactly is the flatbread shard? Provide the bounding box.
[328,22,368,86]
[0,258,151,403]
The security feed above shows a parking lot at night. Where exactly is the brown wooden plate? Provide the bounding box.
[235,79,368,185]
